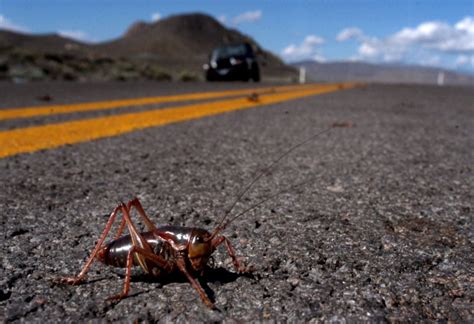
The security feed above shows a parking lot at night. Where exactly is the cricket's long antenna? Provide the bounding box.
[209,127,332,239]
[220,177,316,232]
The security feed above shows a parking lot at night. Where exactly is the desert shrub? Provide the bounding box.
[143,65,172,81]
[179,71,199,82]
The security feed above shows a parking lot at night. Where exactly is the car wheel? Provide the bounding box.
[251,67,260,82]
[206,71,215,81]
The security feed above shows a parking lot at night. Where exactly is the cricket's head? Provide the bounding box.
[188,228,213,271]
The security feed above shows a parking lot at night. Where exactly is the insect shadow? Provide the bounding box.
[114,266,254,303]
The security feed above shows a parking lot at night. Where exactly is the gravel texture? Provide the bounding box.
[0,82,473,322]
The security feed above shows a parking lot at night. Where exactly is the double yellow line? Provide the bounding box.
[0,83,357,158]
[0,84,317,121]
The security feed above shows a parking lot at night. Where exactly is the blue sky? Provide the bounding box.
[1,0,473,73]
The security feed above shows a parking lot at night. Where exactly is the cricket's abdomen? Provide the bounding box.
[97,231,173,268]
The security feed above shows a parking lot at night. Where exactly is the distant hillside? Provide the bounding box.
[0,29,98,57]
[0,13,297,82]
[293,61,474,86]
[96,13,295,80]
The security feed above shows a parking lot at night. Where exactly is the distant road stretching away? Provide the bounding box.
[0,83,358,158]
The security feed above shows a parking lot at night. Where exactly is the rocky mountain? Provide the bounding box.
[97,13,295,79]
[293,61,474,86]
[0,29,88,54]
[0,13,297,82]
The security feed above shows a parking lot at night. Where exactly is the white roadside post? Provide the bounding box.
[437,71,445,86]
[299,67,306,84]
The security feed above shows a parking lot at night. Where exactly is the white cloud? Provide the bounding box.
[392,22,452,44]
[388,20,474,53]
[419,55,441,66]
[58,30,92,43]
[304,35,324,46]
[336,27,364,42]
[337,16,474,67]
[456,16,474,34]
[232,10,262,25]
[456,55,474,66]
[218,10,262,26]
[0,14,28,32]
[151,12,161,22]
[282,34,325,61]
[217,15,227,24]
[456,55,469,65]
[312,54,326,62]
[358,43,378,58]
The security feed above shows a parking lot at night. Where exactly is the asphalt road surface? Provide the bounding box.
[1,81,473,322]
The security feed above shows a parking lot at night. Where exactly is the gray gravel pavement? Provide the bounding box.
[1,82,473,322]
[0,81,271,108]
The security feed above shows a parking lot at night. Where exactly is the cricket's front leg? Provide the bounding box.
[212,236,253,273]
[176,258,215,309]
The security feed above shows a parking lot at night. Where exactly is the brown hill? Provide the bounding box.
[106,14,238,58]
[0,13,297,82]
[0,29,93,55]
[96,13,295,79]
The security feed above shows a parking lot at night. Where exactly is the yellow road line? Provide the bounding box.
[0,83,358,158]
[0,83,317,121]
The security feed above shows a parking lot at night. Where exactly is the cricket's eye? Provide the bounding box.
[194,236,203,243]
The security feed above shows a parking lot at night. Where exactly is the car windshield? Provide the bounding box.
[212,45,248,60]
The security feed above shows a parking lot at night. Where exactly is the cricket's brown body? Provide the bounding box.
[55,199,245,309]
[97,226,214,272]
[98,231,173,269]
[55,129,331,309]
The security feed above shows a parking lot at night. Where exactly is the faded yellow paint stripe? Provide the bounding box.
[0,84,317,121]
[0,83,357,158]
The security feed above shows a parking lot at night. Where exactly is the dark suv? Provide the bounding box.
[204,43,260,82]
